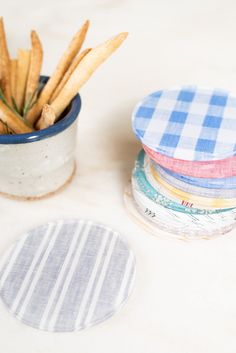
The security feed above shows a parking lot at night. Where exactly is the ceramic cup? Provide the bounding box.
[0,77,81,200]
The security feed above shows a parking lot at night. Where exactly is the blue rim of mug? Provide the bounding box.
[0,76,81,144]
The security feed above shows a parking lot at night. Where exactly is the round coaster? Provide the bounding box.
[156,165,236,190]
[0,219,135,332]
[144,144,236,178]
[133,184,236,230]
[152,163,236,198]
[132,87,236,161]
[133,150,232,214]
[148,165,236,207]
[124,184,188,240]
[124,184,236,240]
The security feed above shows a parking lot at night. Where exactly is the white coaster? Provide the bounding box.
[124,184,236,240]
[0,219,135,332]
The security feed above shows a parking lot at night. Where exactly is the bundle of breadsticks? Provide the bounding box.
[0,18,128,134]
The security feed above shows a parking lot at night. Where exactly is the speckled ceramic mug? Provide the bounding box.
[0,78,81,200]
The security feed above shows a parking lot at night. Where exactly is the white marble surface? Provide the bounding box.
[1,0,236,352]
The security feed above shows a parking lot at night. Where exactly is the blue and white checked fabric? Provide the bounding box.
[0,219,135,332]
[132,87,236,161]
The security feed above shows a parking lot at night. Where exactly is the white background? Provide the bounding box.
[1,0,236,352]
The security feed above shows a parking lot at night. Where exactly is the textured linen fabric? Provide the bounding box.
[124,184,232,241]
[156,165,236,190]
[129,183,236,238]
[133,150,233,214]
[0,219,135,332]
[143,144,236,178]
[132,87,236,161]
[152,163,236,197]
[148,165,236,208]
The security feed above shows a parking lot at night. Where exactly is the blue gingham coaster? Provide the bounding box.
[132,87,236,161]
[0,219,135,332]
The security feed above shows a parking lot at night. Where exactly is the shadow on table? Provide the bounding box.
[104,102,140,188]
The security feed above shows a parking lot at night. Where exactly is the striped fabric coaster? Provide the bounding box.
[0,219,135,332]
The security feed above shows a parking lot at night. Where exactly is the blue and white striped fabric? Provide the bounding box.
[132,87,236,161]
[0,219,135,332]
[155,164,236,190]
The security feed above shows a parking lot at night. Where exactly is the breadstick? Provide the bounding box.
[51,32,128,119]
[0,100,33,133]
[10,59,17,101]
[0,121,8,134]
[15,49,31,113]
[0,17,11,104]
[26,20,89,125]
[24,30,43,108]
[49,48,91,103]
[36,104,55,130]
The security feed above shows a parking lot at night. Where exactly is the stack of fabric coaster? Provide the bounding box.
[128,86,236,239]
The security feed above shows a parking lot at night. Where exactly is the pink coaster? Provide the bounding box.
[143,145,236,178]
